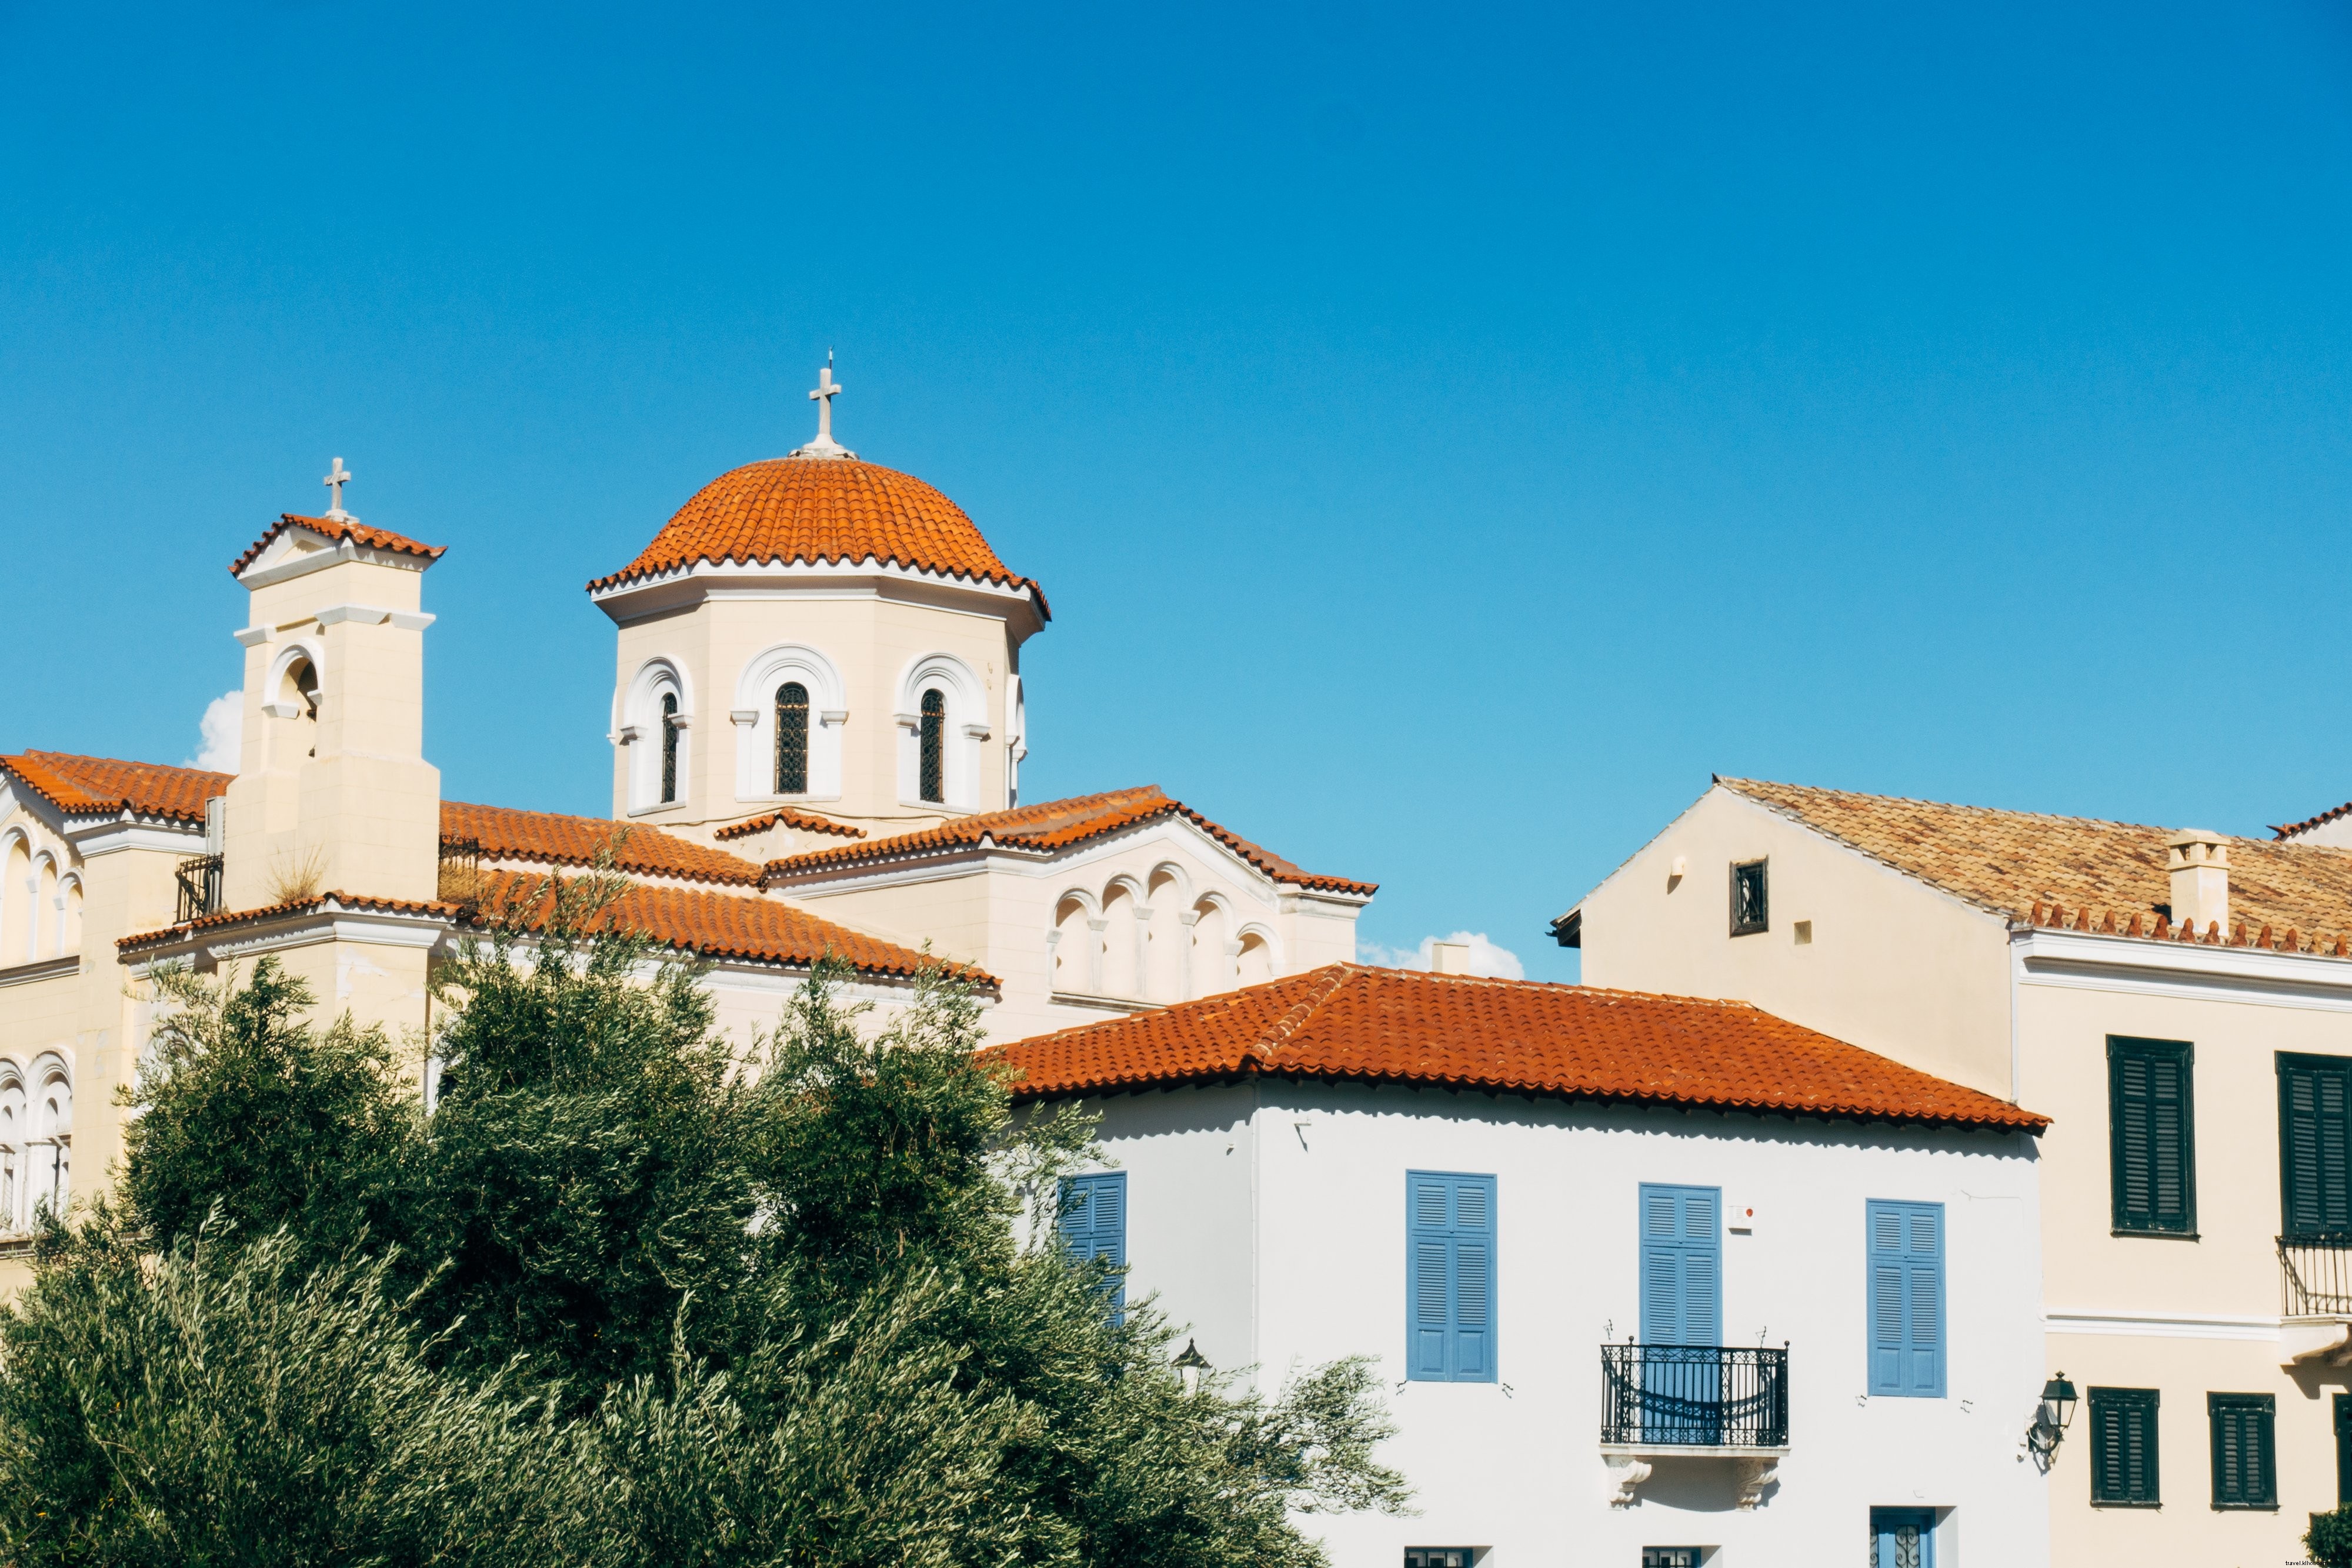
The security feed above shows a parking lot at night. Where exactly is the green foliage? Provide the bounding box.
[2311,1506,2352,1568]
[0,869,1410,1566]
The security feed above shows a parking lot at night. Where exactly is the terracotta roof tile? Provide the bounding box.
[712,808,866,842]
[229,514,446,578]
[467,869,990,985]
[586,458,1047,614]
[441,800,759,885]
[759,785,1376,896]
[119,890,461,952]
[2,752,228,825]
[2274,801,2352,841]
[985,965,2045,1132]
[1710,777,2352,958]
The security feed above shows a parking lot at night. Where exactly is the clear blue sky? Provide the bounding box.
[5,2,2349,981]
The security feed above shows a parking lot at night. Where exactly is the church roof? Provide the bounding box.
[758,785,1377,896]
[585,458,1047,613]
[0,751,228,825]
[228,514,447,578]
[712,807,866,842]
[443,800,762,886]
[1564,776,2352,959]
[986,965,2045,1132]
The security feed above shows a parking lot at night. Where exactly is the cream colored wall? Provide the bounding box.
[608,583,1026,839]
[225,553,441,908]
[1576,786,2015,1097]
[792,817,1361,1044]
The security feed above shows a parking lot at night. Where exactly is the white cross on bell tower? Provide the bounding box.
[788,353,857,460]
[322,457,355,521]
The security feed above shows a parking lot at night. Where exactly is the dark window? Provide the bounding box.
[2279,1053,2352,1239]
[773,682,809,794]
[2089,1386,2160,1506]
[659,692,680,805]
[1640,1553,1697,1568]
[2209,1393,2276,1510]
[1405,1553,1473,1568]
[919,688,946,803]
[2336,1392,2352,1506]
[2109,1037,2196,1235]
[1729,859,1767,936]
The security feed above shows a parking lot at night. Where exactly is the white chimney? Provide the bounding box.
[1430,940,1472,975]
[2166,830,2230,933]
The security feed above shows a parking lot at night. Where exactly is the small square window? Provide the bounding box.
[1729,859,1768,936]
[1404,1552,1473,1568]
[1642,1551,1702,1568]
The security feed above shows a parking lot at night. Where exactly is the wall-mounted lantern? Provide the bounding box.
[2024,1372,2079,1464]
[1174,1339,1209,1398]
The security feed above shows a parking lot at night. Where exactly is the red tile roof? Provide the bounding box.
[712,807,866,842]
[119,890,462,953]
[2274,802,2352,841]
[2,752,227,825]
[1703,777,2352,959]
[985,965,2047,1133]
[760,785,1377,896]
[587,458,1047,614]
[229,514,446,578]
[466,869,990,984]
[442,800,760,885]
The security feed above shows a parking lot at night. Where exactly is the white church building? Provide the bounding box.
[0,370,2060,1565]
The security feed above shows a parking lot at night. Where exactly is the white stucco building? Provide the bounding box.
[990,963,2053,1567]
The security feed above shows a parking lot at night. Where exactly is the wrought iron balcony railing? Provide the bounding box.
[174,854,223,925]
[1600,1342,1789,1449]
[2279,1236,2352,1317]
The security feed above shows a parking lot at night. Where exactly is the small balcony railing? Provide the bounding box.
[1601,1342,1789,1449]
[2280,1236,2352,1317]
[174,854,223,925]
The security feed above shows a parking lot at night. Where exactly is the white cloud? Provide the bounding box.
[188,691,242,772]
[1358,930,1525,980]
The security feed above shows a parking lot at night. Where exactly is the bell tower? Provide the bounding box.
[219,462,445,910]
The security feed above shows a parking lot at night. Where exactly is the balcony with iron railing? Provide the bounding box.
[2278,1236,2352,1366]
[174,854,223,925]
[1599,1342,1789,1509]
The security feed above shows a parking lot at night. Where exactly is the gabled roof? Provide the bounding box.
[118,871,985,987]
[1678,777,2352,958]
[1,752,227,826]
[712,807,866,843]
[229,514,446,578]
[586,458,1047,614]
[758,785,1377,897]
[2274,801,2352,842]
[442,800,760,886]
[985,964,2045,1133]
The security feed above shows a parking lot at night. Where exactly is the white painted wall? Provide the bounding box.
[1080,1081,2049,1568]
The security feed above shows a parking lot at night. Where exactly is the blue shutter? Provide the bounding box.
[1405,1171,1497,1382]
[1866,1199,1945,1397]
[1639,1184,1723,1346]
[1057,1172,1127,1316]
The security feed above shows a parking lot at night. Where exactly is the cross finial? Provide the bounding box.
[789,355,856,459]
[322,457,354,521]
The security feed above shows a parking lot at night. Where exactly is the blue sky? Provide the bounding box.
[4,2,2350,982]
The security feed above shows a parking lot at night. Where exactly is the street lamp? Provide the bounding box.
[1173,1339,1209,1398]
[2025,1373,2079,1463]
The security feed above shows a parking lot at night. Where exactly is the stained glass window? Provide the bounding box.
[919,688,946,803]
[775,682,809,794]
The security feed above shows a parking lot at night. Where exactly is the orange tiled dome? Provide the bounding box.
[588,458,1046,612]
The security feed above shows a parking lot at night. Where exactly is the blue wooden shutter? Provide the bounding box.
[1866,1199,1945,1397]
[1405,1171,1497,1382]
[1639,1184,1723,1346]
[1057,1172,1127,1313]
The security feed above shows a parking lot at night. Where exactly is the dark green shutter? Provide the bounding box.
[2335,1393,2352,1507]
[2280,1055,2352,1239]
[2208,1393,2277,1509]
[2109,1037,2196,1235]
[2089,1386,2160,1506]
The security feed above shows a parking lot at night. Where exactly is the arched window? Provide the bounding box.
[0,1079,22,1231]
[774,682,809,795]
[660,692,681,805]
[919,689,946,804]
[31,1069,68,1222]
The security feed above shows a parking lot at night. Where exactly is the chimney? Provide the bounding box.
[1430,940,1472,975]
[2166,830,2230,934]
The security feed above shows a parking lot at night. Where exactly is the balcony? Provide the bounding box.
[1599,1342,1789,1509]
[174,854,223,925]
[2278,1237,2352,1366]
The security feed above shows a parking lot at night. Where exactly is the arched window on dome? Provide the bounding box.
[660,693,681,805]
[774,682,810,795]
[919,689,946,805]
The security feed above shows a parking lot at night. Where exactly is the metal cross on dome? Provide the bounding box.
[322,457,353,520]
